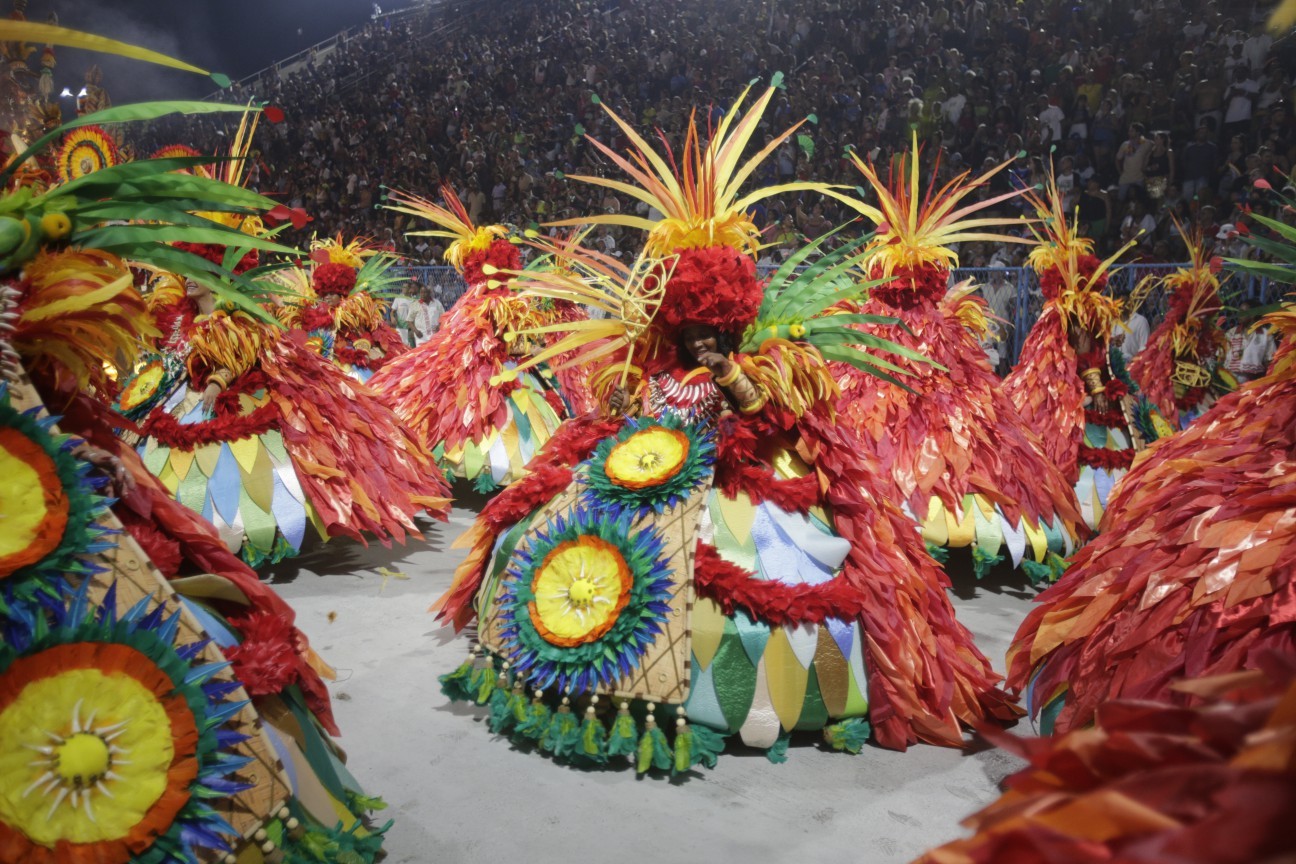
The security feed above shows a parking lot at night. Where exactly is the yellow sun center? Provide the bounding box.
[528,536,634,647]
[567,577,597,606]
[605,428,690,490]
[54,733,111,786]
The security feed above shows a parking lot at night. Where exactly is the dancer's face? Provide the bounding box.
[184,279,211,302]
[680,324,719,361]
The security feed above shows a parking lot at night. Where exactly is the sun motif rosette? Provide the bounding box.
[0,388,107,604]
[114,356,185,423]
[583,416,715,517]
[497,507,674,695]
[0,582,251,864]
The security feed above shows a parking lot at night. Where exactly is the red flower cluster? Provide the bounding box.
[141,400,280,449]
[334,343,373,368]
[173,241,259,275]
[1178,385,1208,410]
[462,238,521,287]
[653,245,763,335]
[313,261,357,297]
[299,304,335,332]
[1076,444,1135,471]
[869,263,948,308]
[224,609,302,696]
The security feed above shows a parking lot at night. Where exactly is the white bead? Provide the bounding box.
[262,840,276,853]
[676,706,686,716]
[646,702,656,711]
[277,806,290,819]
[561,696,570,706]
[676,718,686,728]
[286,817,300,830]
[590,695,599,705]
[254,829,268,842]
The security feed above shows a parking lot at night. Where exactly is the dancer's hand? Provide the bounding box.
[696,351,733,379]
[74,443,136,497]
[609,385,628,414]
[201,382,221,415]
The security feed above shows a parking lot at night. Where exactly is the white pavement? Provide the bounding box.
[268,502,1039,864]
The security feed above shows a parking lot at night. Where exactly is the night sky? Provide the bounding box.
[34,0,377,101]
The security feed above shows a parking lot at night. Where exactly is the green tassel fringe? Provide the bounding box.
[486,681,514,734]
[822,718,872,754]
[572,712,609,766]
[540,706,581,758]
[673,722,726,774]
[438,658,475,703]
[972,545,1004,579]
[516,696,552,741]
[1021,551,1070,585]
[470,664,495,705]
[636,723,673,774]
[472,471,501,493]
[925,541,951,564]
[766,732,791,764]
[607,707,639,757]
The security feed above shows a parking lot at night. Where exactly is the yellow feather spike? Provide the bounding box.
[828,133,1034,278]
[548,86,841,257]
[185,311,265,381]
[498,237,674,387]
[1021,170,1133,337]
[385,185,507,272]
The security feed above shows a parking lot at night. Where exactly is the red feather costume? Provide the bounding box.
[1008,302,1296,735]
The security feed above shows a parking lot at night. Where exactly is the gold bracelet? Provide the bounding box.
[738,395,767,414]
[206,370,232,391]
[1080,367,1106,396]
[713,361,742,387]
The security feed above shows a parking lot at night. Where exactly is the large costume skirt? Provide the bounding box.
[440,398,1015,769]
[138,335,448,566]
[836,302,1086,578]
[1006,357,1296,735]
[433,362,564,491]
[0,378,388,864]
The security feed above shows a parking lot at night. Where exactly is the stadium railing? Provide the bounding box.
[391,263,1285,366]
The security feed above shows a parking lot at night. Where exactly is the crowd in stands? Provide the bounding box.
[135,0,1293,338]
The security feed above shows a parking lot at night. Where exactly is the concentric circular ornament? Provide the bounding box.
[583,416,714,517]
[0,387,104,596]
[499,506,674,695]
[148,145,212,179]
[55,126,121,183]
[115,357,182,422]
[0,582,247,864]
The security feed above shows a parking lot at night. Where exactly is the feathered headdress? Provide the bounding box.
[1022,172,1132,337]
[830,135,1033,304]
[0,24,295,323]
[549,81,831,259]
[385,184,514,285]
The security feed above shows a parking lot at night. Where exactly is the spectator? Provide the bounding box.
[1116,123,1153,202]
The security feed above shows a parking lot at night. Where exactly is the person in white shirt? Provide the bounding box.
[1112,308,1150,362]
[389,282,420,347]
[1225,299,1277,381]
[410,287,445,346]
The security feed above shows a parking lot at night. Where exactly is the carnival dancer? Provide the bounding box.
[827,139,1086,581]
[367,188,570,491]
[433,86,1017,773]
[1128,222,1237,430]
[0,22,390,863]
[131,262,449,566]
[1008,293,1296,735]
[273,235,409,382]
[1002,179,1149,531]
